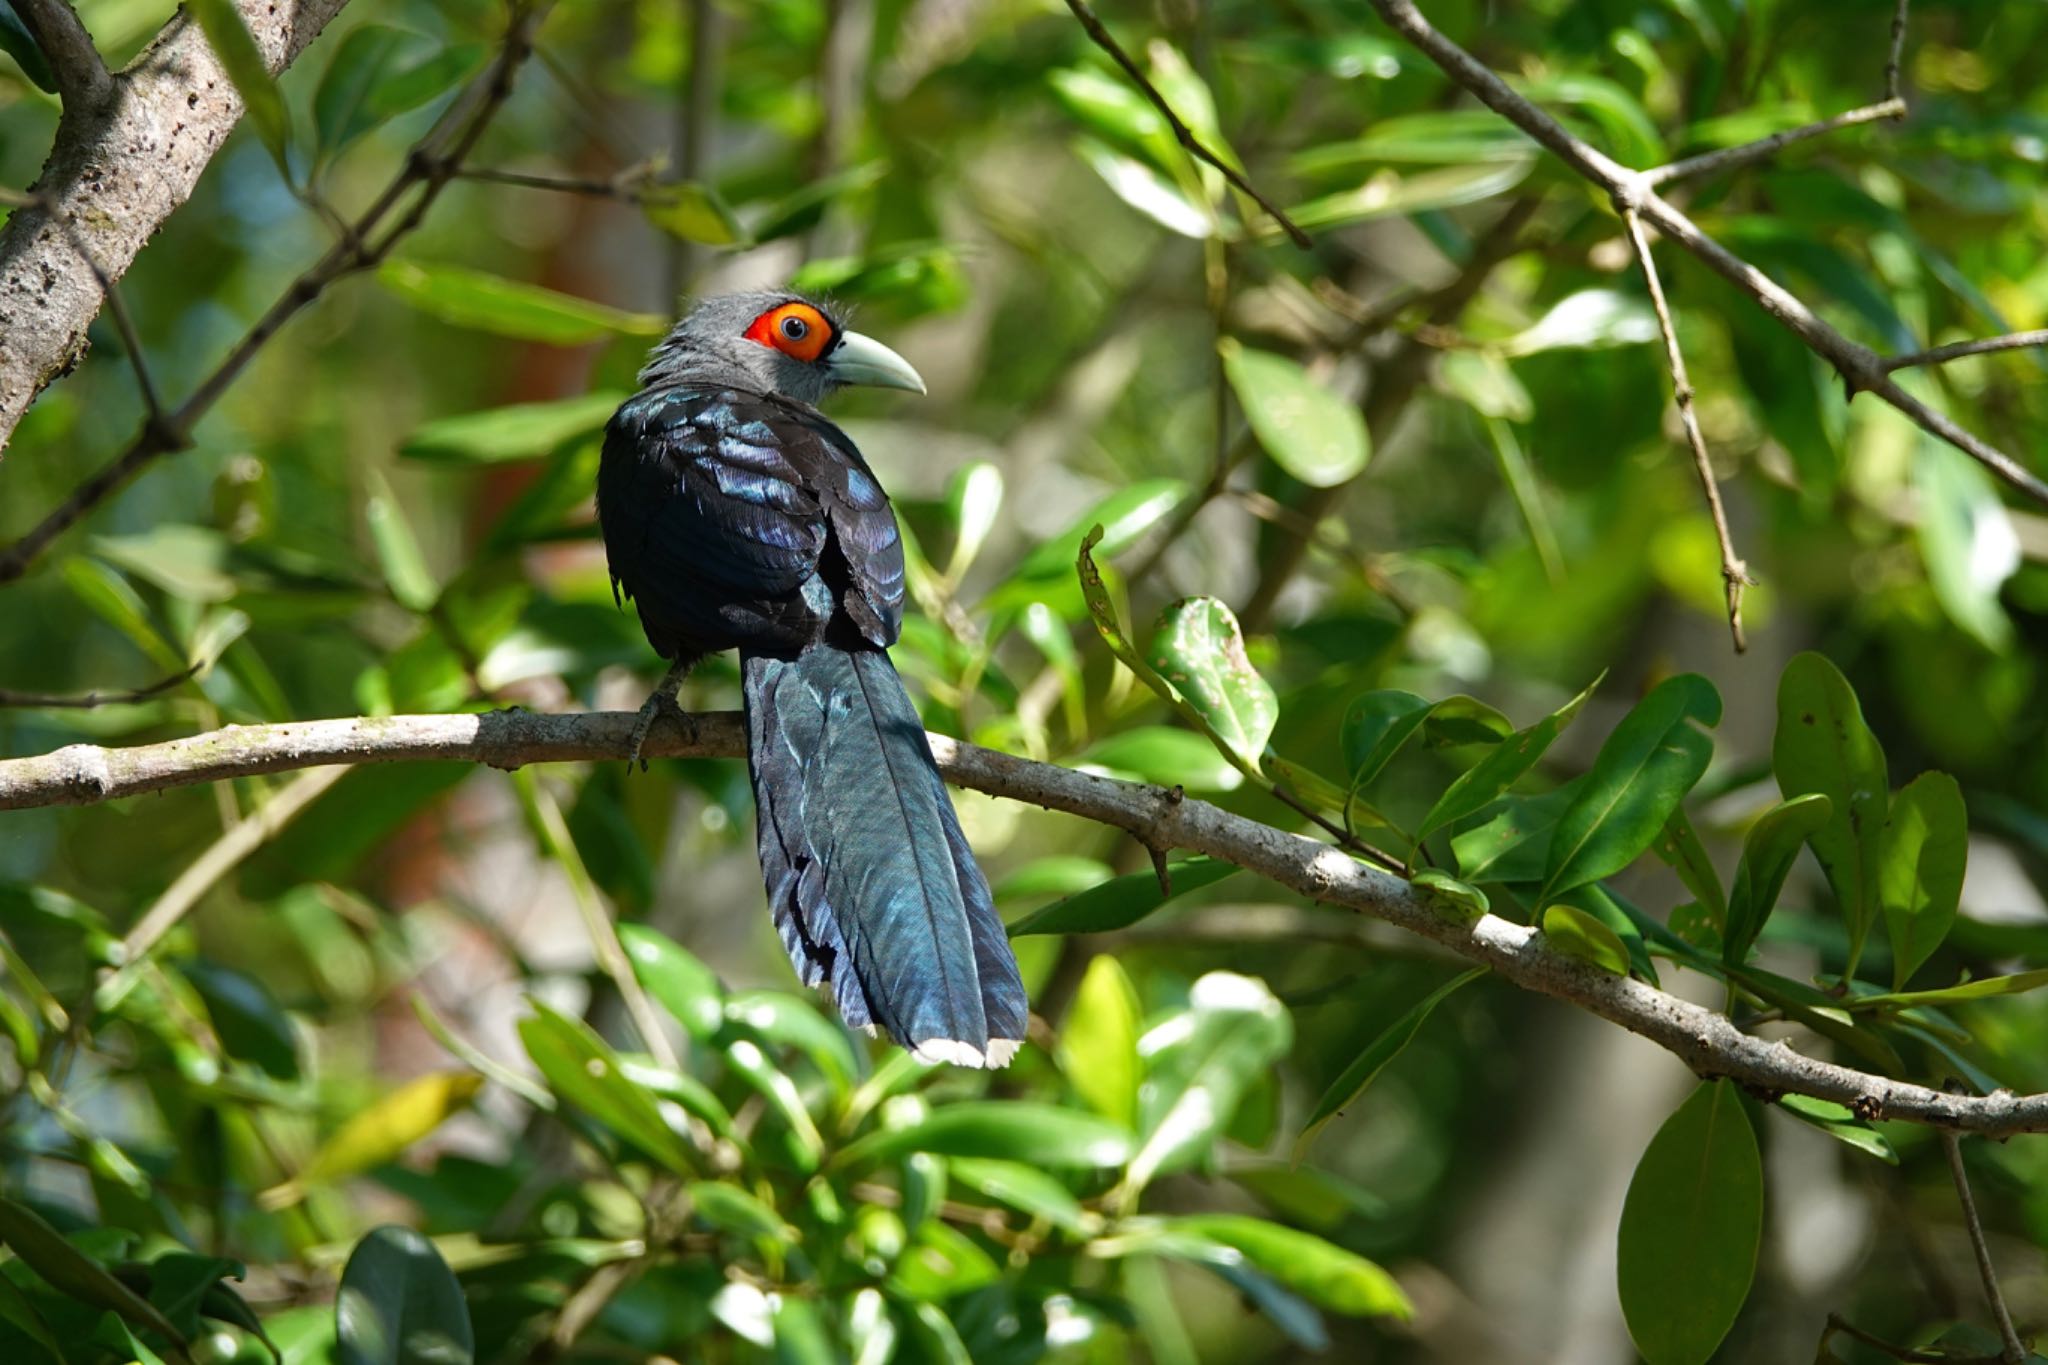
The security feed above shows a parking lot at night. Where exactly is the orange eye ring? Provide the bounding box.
[744,302,834,363]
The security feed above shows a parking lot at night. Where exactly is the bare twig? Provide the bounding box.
[454,164,661,199]
[11,0,110,108]
[1821,1314,1964,1365]
[1885,0,1911,102]
[1887,330,2048,373]
[1620,204,1750,651]
[1642,98,1905,188]
[1061,0,1311,249]
[0,4,551,586]
[45,211,165,423]
[1363,0,2048,509]
[15,707,2048,1136]
[1942,1130,2029,1364]
[0,660,199,710]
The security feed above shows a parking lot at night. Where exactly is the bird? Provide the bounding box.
[596,291,1027,1068]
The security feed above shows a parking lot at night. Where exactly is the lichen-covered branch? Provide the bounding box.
[5,707,2048,1137]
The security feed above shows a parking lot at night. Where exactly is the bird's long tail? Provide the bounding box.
[741,645,1027,1066]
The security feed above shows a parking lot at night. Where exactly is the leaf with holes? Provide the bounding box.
[1148,597,1278,771]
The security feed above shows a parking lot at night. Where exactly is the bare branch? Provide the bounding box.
[1942,1130,2029,1364]
[0,0,354,452]
[1886,0,1911,103]
[1643,98,1904,188]
[0,4,552,586]
[1622,205,1751,651]
[1363,0,2048,510]
[0,660,199,709]
[10,706,2048,1136]
[1887,330,2048,373]
[1061,0,1311,250]
[11,0,110,108]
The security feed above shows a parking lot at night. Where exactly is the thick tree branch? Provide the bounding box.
[0,3,550,585]
[1363,0,2048,509]
[7,707,2048,1136]
[0,0,353,452]
[12,0,110,108]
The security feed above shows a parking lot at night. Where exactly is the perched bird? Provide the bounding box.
[596,292,1027,1068]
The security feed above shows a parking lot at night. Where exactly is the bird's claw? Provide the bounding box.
[626,683,689,772]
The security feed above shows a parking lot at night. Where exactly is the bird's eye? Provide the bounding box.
[780,315,809,341]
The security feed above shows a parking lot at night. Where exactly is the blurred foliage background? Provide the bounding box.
[5,0,2048,1361]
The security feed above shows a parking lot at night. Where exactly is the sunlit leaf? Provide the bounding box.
[1542,904,1631,975]
[402,392,624,463]
[1128,972,1291,1191]
[1221,340,1369,488]
[641,181,745,246]
[619,924,725,1042]
[264,1072,485,1207]
[379,260,665,345]
[518,1003,697,1175]
[1723,794,1833,967]
[1146,597,1277,771]
[1878,772,1967,989]
[834,1103,1133,1170]
[1057,955,1143,1128]
[1773,653,1888,969]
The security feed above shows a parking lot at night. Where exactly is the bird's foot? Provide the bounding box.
[627,659,692,771]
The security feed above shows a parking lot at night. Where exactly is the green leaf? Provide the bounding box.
[1128,972,1292,1191]
[1057,955,1142,1128]
[1501,288,1659,356]
[1220,340,1369,487]
[190,0,293,173]
[1340,691,1431,789]
[1412,868,1489,919]
[1845,968,2048,1010]
[1773,653,1888,970]
[618,925,725,1042]
[1616,1081,1762,1365]
[1077,139,1214,238]
[266,1072,484,1208]
[1284,159,1533,233]
[834,1103,1133,1170]
[1147,597,1278,771]
[0,1270,65,1362]
[947,1158,1093,1236]
[943,462,1003,585]
[1001,479,1186,591]
[1416,675,1600,843]
[335,1225,474,1365]
[1542,904,1631,975]
[1879,773,1967,990]
[641,182,745,246]
[180,960,298,1079]
[1452,784,1580,884]
[1915,438,2017,650]
[402,392,624,463]
[0,1197,187,1349]
[888,1222,1001,1303]
[365,472,439,612]
[769,1293,834,1363]
[1288,111,1537,172]
[719,990,861,1099]
[137,1252,243,1339]
[379,260,666,345]
[0,6,56,93]
[719,1037,825,1172]
[992,856,1114,902]
[1008,857,1237,936]
[518,1002,697,1174]
[686,1182,790,1243]
[1776,1096,1897,1164]
[1297,968,1484,1157]
[1541,674,1722,904]
[1078,727,1242,791]
[1723,794,1833,967]
[1653,808,1726,931]
[315,28,481,157]
[1106,1216,1411,1319]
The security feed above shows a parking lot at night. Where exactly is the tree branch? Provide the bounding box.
[11,0,110,108]
[1061,0,1311,250]
[8,707,2048,1136]
[0,3,551,585]
[1363,0,2048,509]
[1942,1130,2029,1364]
[1887,330,2048,373]
[0,0,354,452]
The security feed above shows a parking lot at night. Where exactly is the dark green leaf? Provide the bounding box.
[180,960,298,1079]
[1616,1081,1761,1365]
[379,260,665,345]
[1775,1096,1897,1164]
[1297,968,1484,1157]
[335,1225,473,1365]
[948,1158,1093,1235]
[1452,783,1580,883]
[1417,675,1600,842]
[1724,794,1833,967]
[0,4,56,93]
[1654,808,1726,930]
[0,1198,186,1348]
[1340,691,1432,788]
[518,1002,696,1174]
[1007,857,1238,935]
[1774,654,1889,969]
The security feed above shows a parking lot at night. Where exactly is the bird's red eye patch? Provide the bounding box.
[745,302,834,363]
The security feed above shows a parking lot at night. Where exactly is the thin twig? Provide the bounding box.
[454,163,661,199]
[46,210,166,424]
[0,660,200,710]
[1642,98,1904,188]
[1061,0,1311,249]
[1885,0,1911,102]
[1620,203,1750,651]
[0,3,553,586]
[19,707,2048,1137]
[1887,330,2048,372]
[12,0,110,108]
[1821,1314,1962,1365]
[1363,0,2048,510]
[1942,1130,2029,1364]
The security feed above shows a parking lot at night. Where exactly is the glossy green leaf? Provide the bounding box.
[1297,968,1484,1157]
[190,0,292,172]
[1221,340,1369,487]
[1438,349,1533,421]
[180,959,298,1079]
[1773,653,1888,968]
[1007,857,1238,936]
[1284,159,1533,233]
[887,1221,1002,1302]
[379,260,665,345]
[1542,904,1631,975]
[1723,794,1833,967]
[1340,690,1432,789]
[687,1182,790,1243]
[1541,674,1721,904]
[720,1038,825,1172]
[1128,972,1291,1190]
[1776,1096,1897,1164]
[1077,139,1213,238]
[1411,868,1490,919]
[1147,596,1278,771]
[1057,955,1142,1128]
[1452,783,1580,884]
[1227,1163,1388,1232]
[1879,772,1967,989]
[619,924,725,1042]
[720,989,861,1099]
[0,1197,186,1348]
[1417,675,1600,843]
[518,1002,696,1174]
[335,1225,473,1365]
[402,392,624,463]
[1616,1081,1762,1365]
[834,1102,1133,1170]
[948,1158,1093,1235]
[1105,1215,1411,1319]
[1501,289,1659,356]
[1846,968,2048,1010]
[943,462,1003,584]
[1653,808,1726,930]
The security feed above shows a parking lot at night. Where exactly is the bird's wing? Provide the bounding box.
[598,387,905,654]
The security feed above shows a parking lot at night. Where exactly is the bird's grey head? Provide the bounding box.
[637,290,926,407]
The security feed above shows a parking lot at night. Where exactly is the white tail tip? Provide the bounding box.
[909,1036,1025,1069]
